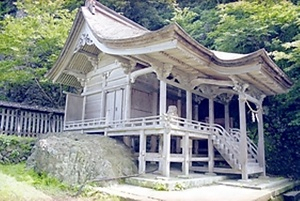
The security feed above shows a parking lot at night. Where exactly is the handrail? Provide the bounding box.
[211,124,241,168]
[229,128,258,162]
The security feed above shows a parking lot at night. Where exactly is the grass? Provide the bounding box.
[0,163,75,197]
[0,163,126,201]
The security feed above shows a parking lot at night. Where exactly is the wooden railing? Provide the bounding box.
[0,101,64,137]
[229,128,258,163]
[211,124,241,169]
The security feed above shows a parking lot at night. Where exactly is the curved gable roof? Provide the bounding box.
[47,0,292,95]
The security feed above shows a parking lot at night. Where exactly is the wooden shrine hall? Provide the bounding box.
[46,0,292,180]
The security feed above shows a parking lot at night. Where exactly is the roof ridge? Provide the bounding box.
[85,0,148,31]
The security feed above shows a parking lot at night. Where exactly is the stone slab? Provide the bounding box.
[125,173,228,191]
[217,177,292,190]
[283,191,300,201]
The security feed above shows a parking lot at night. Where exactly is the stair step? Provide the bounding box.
[247,162,260,167]
[248,158,257,163]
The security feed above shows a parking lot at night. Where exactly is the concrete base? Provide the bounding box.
[95,179,300,201]
[125,172,228,191]
[218,177,295,190]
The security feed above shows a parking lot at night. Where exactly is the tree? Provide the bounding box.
[98,0,175,30]
[208,0,300,53]
[0,0,77,107]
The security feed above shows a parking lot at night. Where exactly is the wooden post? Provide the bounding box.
[176,90,182,153]
[159,80,167,115]
[208,97,215,173]
[239,94,248,180]
[24,111,28,133]
[123,77,132,147]
[150,81,158,154]
[257,104,266,176]
[159,80,167,173]
[183,91,192,174]
[0,108,5,132]
[159,135,163,172]
[10,109,15,134]
[193,104,199,155]
[183,133,190,176]
[138,130,146,174]
[100,91,106,118]
[162,129,171,177]
[186,91,192,120]
[224,103,230,132]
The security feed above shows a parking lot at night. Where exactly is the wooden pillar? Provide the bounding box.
[186,91,192,120]
[159,135,163,172]
[183,91,192,175]
[239,94,248,180]
[159,80,167,115]
[257,104,266,176]
[194,104,199,121]
[150,81,158,153]
[176,90,182,153]
[123,77,132,147]
[208,97,215,173]
[183,133,190,176]
[159,80,167,172]
[162,129,171,177]
[224,103,230,132]
[193,104,199,154]
[139,130,146,174]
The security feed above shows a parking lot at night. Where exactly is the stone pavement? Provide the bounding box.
[96,177,297,201]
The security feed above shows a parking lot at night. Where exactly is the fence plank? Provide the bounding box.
[0,102,64,137]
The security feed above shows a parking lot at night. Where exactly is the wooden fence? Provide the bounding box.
[0,101,64,137]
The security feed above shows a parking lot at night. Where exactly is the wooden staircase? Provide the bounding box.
[211,125,263,175]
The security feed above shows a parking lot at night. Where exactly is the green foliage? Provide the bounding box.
[209,0,300,53]
[153,182,168,191]
[0,0,17,20]
[0,0,76,84]
[99,0,175,30]
[0,135,36,164]
[172,7,219,47]
[0,163,73,192]
[0,0,76,107]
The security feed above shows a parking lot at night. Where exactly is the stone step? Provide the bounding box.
[125,173,229,191]
[283,190,300,201]
[218,177,294,190]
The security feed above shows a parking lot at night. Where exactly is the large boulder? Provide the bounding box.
[27,132,137,185]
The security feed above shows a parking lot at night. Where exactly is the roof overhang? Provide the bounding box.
[46,0,293,96]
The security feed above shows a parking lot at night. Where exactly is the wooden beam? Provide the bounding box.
[77,49,98,59]
[130,67,154,83]
[191,78,233,88]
